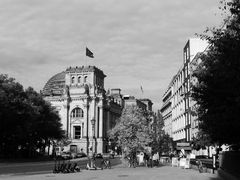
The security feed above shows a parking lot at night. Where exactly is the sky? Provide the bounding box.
[0,0,223,111]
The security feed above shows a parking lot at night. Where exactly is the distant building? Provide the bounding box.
[123,95,147,110]
[138,99,153,111]
[160,77,174,138]
[42,66,122,154]
[171,65,185,142]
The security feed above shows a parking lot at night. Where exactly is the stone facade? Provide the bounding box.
[138,99,153,111]
[123,95,147,110]
[42,66,122,154]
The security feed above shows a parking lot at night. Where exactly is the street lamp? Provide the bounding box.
[90,118,96,153]
[88,118,96,169]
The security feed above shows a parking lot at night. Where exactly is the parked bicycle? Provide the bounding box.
[196,160,206,173]
[102,159,111,169]
[53,159,80,173]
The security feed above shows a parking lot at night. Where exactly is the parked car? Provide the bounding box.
[76,152,87,158]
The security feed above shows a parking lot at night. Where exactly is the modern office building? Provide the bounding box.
[182,38,208,142]
[171,65,186,142]
[161,38,208,144]
[160,79,174,138]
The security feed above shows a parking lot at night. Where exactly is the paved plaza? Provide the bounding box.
[1,165,222,180]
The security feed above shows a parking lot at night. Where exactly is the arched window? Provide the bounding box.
[84,76,87,83]
[78,76,81,83]
[71,107,84,118]
[71,76,75,84]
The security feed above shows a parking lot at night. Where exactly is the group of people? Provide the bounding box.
[86,152,111,170]
[142,152,160,167]
[126,152,160,168]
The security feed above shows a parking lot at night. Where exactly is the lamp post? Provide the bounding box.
[91,118,96,154]
[88,118,95,168]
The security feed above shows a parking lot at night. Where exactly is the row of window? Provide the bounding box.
[71,76,88,84]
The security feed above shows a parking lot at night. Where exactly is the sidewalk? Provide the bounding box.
[1,165,223,180]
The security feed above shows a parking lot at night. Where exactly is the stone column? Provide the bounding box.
[83,102,89,155]
[63,102,70,137]
[96,106,99,138]
[98,105,103,138]
[97,105,103,153]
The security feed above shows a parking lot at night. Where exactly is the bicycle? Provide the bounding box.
[102,159,111,169]
[197,160,206,173]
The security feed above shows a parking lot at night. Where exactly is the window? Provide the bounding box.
[84,76,87,83]
[78,76,81,83]
[71,76,75,84]
[71,108,84,118]
[74,126,81,139]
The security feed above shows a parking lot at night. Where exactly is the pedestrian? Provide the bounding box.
[148,155,153,168]
[145,153,149,167]
[152,152,159,167]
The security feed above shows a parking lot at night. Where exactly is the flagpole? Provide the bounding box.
[140,85,144,99]
[84,42,87,67]
[84,45,94,66]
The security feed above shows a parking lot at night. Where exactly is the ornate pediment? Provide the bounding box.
[71,118,83,124]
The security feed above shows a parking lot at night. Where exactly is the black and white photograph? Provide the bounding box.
[0,0,239,180]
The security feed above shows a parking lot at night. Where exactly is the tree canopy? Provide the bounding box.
[109,106,174,159]
[0,74,65,158]
[109,106,153,157]
[151,110,174,155]
[191,0,240,145]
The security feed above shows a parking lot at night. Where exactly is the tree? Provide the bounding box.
[191,0,240,145]
[109,106,153,161]
[25,87,65,155]
[0,74,28,157]
[151,110,174,155]
[0,74,64,158]
[191,129,211,151]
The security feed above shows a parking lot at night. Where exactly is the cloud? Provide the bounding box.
[0,0,222,110]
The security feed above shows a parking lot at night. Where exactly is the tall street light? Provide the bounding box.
[88,118,96,169]
[91,118,96,155]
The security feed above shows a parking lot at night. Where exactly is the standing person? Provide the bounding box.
[148,154,153,168]
[144,153,149,167]
[152,153,159,167]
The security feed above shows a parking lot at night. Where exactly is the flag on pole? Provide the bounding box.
[140,86,144,93]
[86,47,94,58]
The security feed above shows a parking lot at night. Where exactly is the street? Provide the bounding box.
[0,157,121,175]
[0,165,222,180]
